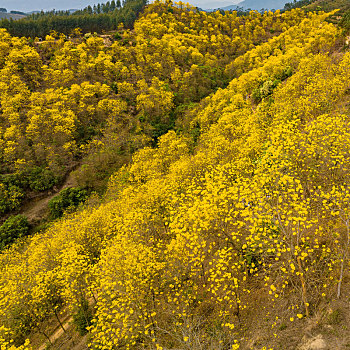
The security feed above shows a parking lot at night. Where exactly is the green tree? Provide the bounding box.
[0,215,30,250]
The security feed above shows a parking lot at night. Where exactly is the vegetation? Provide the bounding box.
[0,167,59,214]
[0,2,309,210]
[48,187,89,219]
[72,297,93,336]
[0,0,147,37]
[340,9,350,33]
[0,1,350,349]
[0,183,24,214]
[284,0,316,11]
[304,0,350,13]
[284,0,350,24]
[0,215,29,250]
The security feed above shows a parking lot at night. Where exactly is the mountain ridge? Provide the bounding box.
[0,11,26,19]
[207,0,288,11]
[0,0,95,12]
[235,0,288,10]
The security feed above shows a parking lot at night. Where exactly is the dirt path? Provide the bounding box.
[20,168,78,224]
[37,317,73,350]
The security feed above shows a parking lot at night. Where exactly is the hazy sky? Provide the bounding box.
[0,0,95,12]
[0,0,241,12]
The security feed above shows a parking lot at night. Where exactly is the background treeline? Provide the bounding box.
[0,8,26,14]
[0,0,146,37]
[29,0,123,18]
[284,0,315,10]
[284,0,350,17]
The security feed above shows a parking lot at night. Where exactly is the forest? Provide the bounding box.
[0,0,147,37]
[1,0,350,349]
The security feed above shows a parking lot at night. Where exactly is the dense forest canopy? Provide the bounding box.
[0,0,350,349]
[0,0,147,37]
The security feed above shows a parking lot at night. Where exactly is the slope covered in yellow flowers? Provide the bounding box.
[1,2,350,349]
[0,1,312,218]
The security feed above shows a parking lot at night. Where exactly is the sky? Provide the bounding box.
[0,1,100,12]
[192,0,240,9]
[0,0,242,12]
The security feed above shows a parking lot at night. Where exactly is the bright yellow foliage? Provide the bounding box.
[0,3,349,350]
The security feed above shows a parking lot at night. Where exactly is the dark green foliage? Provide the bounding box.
[0,0,147,37]
[284,0,315,11]
[27,167,58,192]
[150,117,176,145]
[1,166,59,192]
[73,298,93,335]
[114,31,122,40]
[340,10,350,33]
[278,66,293,81]
[0,173,24,188]
[241,221,279,273]
[0,215,30,250]
[48,187,89,219]
[10,11,26,15]
[0,167,58,214]
[189,121,201,147]
[0,184,25,214]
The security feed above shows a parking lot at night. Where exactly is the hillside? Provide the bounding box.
[1,1,350,350]
[220,0,350,13]
[0,1,95,13]
[305,0,350,12]
[0,12,26,20]
[0,0,146,37]
[208,0,288,11]
[284,0,350,14]
[236,0,287,10]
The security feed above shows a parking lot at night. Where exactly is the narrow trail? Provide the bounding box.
[20,167,78,224]
[35,302,92,350]
[37,317,73,350]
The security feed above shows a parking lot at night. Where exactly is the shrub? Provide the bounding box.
[252,79,281,103]
[0,183,25,214]
[0,215,30,250]
[278,66,293,81]
[0,173,25,188]
[48,187,89,219]
[114,32,122,40]
[73,298,93,336]
[340,10,350,34]
[27,167,58,192]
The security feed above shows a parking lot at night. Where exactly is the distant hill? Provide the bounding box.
[208,0,289,11]
[283,0,350,23]
[211,4,240,10]
[216,0,350,12]
[0,0,94,12]
[235,0,288,10]
[305,0,350,13]
[0,12,27,20]
[27,9,78,14]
